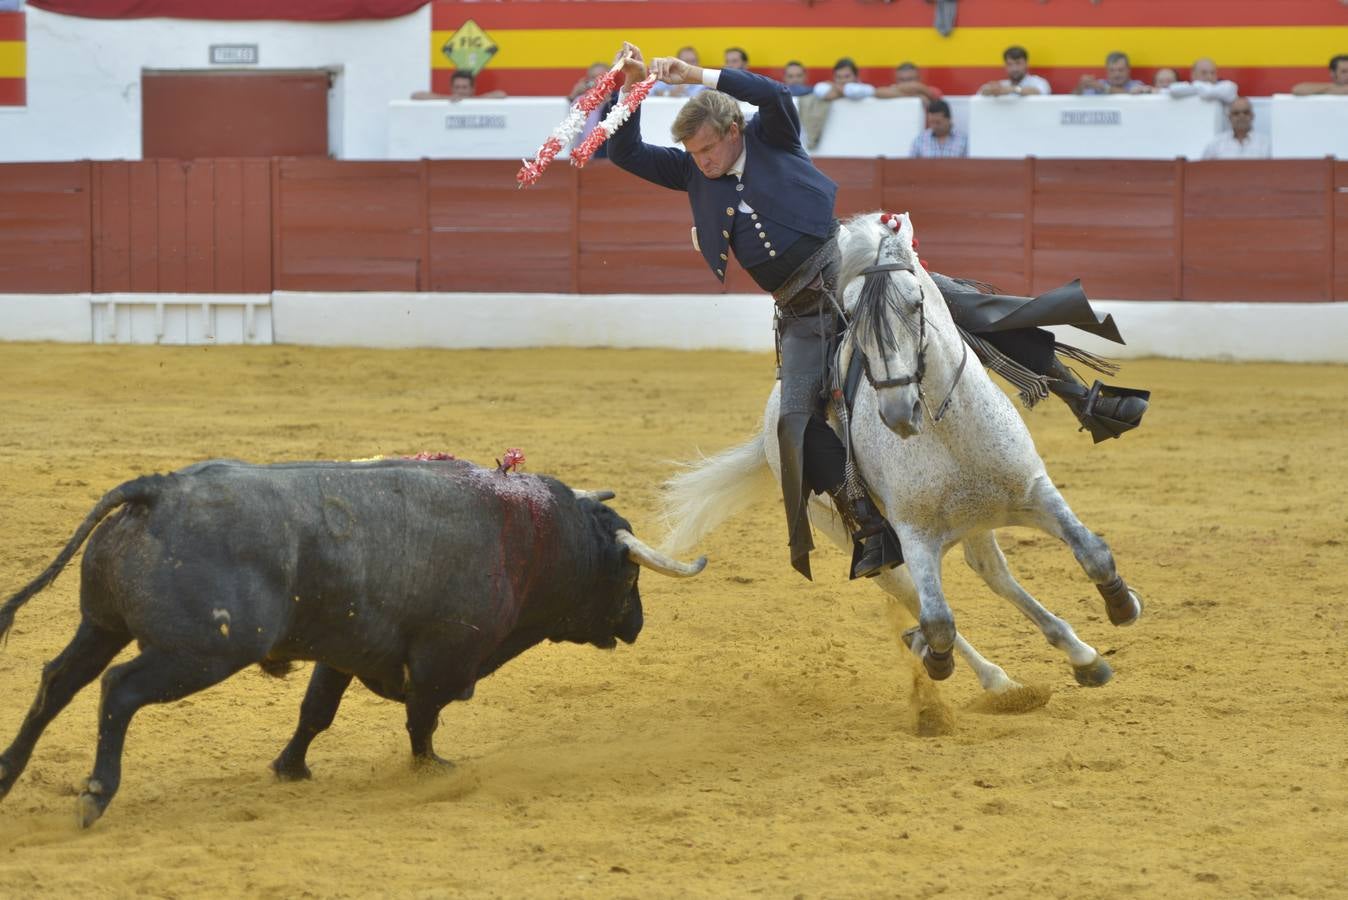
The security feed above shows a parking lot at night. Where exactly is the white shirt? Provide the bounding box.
[996,73,1052,96]
[1202,131,1270,159]
[1169,80,1239,104]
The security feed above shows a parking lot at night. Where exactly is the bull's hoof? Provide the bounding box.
[270,757,312,782]
[1098,577,1143,627]
[412,753,456,774]
[0,758,12,801]
[1072,656,1114,687]
[922,647,955,681]
[76,781,107,829]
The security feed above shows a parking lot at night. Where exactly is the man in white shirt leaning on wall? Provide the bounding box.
[978,46,1051,97]
[1201,97,1269,159]
[1168,57,1238,104]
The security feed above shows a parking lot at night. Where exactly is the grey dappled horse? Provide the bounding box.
[662,211,1143,700]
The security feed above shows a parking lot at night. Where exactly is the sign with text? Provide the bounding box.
[1061,110,1122,126]
[210,44,258,65]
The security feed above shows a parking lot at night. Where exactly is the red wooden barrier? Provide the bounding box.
[1032,159,1179,301]
[883,159,1029,294]
[0,158,1340,303]
[1333,162,1348,303]
[91,159,272,293]
[427,159,577,293]
[1184,159,1333,302]
[0,163,90,293]
[577,161,711,294]
[273,159,426,292]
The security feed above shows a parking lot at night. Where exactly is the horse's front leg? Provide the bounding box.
[962,531,1113,686]
[896,532,957,680]
[807,496,1011,689]
[1022,476,1143,627]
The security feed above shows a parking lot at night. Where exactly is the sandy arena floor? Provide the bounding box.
[0,343,1344,898]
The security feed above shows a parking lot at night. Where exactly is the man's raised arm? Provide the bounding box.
[652,57,802,150]
[606,44,693,191]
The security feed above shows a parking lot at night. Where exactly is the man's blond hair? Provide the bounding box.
[671,90,744,143]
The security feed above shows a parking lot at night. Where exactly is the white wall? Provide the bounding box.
[0,4,429,162]
[2,292,1345,363]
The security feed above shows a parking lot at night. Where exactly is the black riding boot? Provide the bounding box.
[1046,358,1150,443]
[832,491,903,579]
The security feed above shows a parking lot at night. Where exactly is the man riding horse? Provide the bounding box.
[607,45,1148,582]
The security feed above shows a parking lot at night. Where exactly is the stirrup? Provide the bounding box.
[850,529,902,579]
[1072,380,1150,443]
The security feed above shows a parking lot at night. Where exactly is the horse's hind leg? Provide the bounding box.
[1023,476,1143,626]
[806,497,1017,693]
[0,620,131,802]
[962,531,1114,687]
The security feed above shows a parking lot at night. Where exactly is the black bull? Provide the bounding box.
[0,458,704,827]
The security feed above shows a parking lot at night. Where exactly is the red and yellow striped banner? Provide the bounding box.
[0,11,24,106]
[430,0,1348,98]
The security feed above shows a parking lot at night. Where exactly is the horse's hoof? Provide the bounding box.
[1098,577,1143,626]
[1072,656,1114,687]
[76,782,106,829]
[899,626,922,652]
[922,647,955,681]
[970,683,1053,713]
[270,758,312,782]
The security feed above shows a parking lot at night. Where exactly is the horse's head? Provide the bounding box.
[837,211,946,437]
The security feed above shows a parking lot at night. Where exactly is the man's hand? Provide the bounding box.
[650,56,702,86]
[616,42,647,89]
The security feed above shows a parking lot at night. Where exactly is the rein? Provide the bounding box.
[852,256,968,424]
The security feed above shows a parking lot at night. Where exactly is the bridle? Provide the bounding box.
[850,259,968,424]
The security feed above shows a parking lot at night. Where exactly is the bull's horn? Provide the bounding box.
[615,529,707,578]
[574,489,616,502]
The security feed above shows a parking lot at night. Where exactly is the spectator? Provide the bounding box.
[1153,68,1178,91]
[874,61,940,104]
[812,57,875,101]
[909,98,967,158]
[410,70,506,101]
[654,47,707,98]
[978,45,1051,96]
[1291,54,1348,95]
[1202,97,1270,159]
[1075,52,1150,95]
[569,62,609,102]
[1169,58,1238,103]
[724,47,749,71]
[782,60,812,97]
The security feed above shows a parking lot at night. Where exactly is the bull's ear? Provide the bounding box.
[615,529,707,578]
[574,489,616,503]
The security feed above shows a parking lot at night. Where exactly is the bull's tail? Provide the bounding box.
[0,475,163,642]
[660,427,774,557]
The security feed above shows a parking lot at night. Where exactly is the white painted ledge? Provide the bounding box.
[270,292,778,351]
[1,292,1345,363]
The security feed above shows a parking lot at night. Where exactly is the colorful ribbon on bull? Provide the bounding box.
[516,62,658,188]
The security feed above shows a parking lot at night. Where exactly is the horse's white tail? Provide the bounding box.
[660,427,775,556]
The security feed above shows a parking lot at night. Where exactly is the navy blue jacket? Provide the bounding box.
[607,68,838,282]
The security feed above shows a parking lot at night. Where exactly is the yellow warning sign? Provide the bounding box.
[440,19,498,75]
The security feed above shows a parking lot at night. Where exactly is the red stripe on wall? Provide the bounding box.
[0,79,24,106]
[432,0,1348,31]
[442,66,1330,101]
[0,11,24,41]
